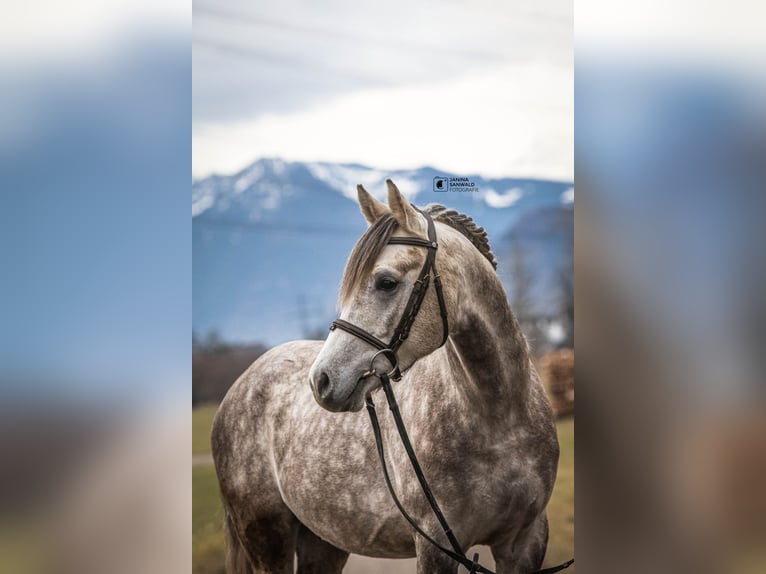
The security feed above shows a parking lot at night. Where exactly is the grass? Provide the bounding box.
[545,416,575,570]
[194,464,226,574]
[192,408,574,573]
[193,404,218,456]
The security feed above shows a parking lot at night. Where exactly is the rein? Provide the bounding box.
[330,209,573,574]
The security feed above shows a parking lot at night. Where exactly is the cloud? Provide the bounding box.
[485,187,524,208]
[192,1,571,125]
[561,187,574,204]
[192,1,572,180]
[193,61,573,180]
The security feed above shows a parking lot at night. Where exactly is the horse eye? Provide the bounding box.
[375,276,398,292]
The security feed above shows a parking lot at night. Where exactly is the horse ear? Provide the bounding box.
[386,179,426,235]
[357,184,389,225]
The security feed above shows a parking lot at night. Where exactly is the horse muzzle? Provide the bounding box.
[309,369,376,413]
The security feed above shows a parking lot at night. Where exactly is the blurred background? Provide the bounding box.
[1,1,190,574]
[576,1,766,572]
[192,1,574,572]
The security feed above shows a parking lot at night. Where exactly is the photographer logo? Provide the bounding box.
[432,175,479,193]
[433,177,448,192]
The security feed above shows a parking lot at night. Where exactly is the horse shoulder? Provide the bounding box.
[211,340,323,491]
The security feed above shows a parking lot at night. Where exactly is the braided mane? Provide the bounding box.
[424,204,498,270]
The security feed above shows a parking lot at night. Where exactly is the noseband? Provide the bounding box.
[329,208,449,381]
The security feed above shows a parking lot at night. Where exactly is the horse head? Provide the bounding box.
[308,180,452,412]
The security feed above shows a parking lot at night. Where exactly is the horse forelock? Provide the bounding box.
[338,214,398,309]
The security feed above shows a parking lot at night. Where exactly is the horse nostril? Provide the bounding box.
[316,372,331,399]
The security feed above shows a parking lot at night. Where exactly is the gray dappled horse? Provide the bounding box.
[212,180,559,573]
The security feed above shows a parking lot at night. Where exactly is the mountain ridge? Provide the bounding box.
[193,158,573,345]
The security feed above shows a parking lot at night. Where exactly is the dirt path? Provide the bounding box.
[345,548,495,573]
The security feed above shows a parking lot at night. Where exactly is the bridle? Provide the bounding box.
[330,207,449,382]
[328,208,573,574]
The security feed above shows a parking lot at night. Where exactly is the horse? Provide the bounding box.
[211,180,560,574]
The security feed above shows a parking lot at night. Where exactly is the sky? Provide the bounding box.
[192,0,573,181]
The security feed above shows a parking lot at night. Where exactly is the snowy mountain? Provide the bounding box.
[193,158,573,344]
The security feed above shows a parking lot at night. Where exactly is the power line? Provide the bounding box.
[194,5,500,62]
[193,216,363,237]
[193,36,386,84]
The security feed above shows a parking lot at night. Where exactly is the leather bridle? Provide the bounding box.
[330,207,449,381]
[328,208,573,574]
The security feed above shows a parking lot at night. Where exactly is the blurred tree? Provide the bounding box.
[558,224,574,348]
[204,330,223,352]
[509,245,547,356]
[558,267,574,349]
[192,333,269,405]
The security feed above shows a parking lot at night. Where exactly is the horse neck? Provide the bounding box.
[441,239,532,419]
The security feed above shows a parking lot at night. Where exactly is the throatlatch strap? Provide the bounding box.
[386,211,444,352]
[433,273,449,347]
[367,373,574,574]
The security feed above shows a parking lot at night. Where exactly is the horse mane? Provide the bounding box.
[424,204,498,270]
[339,204,497,308]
